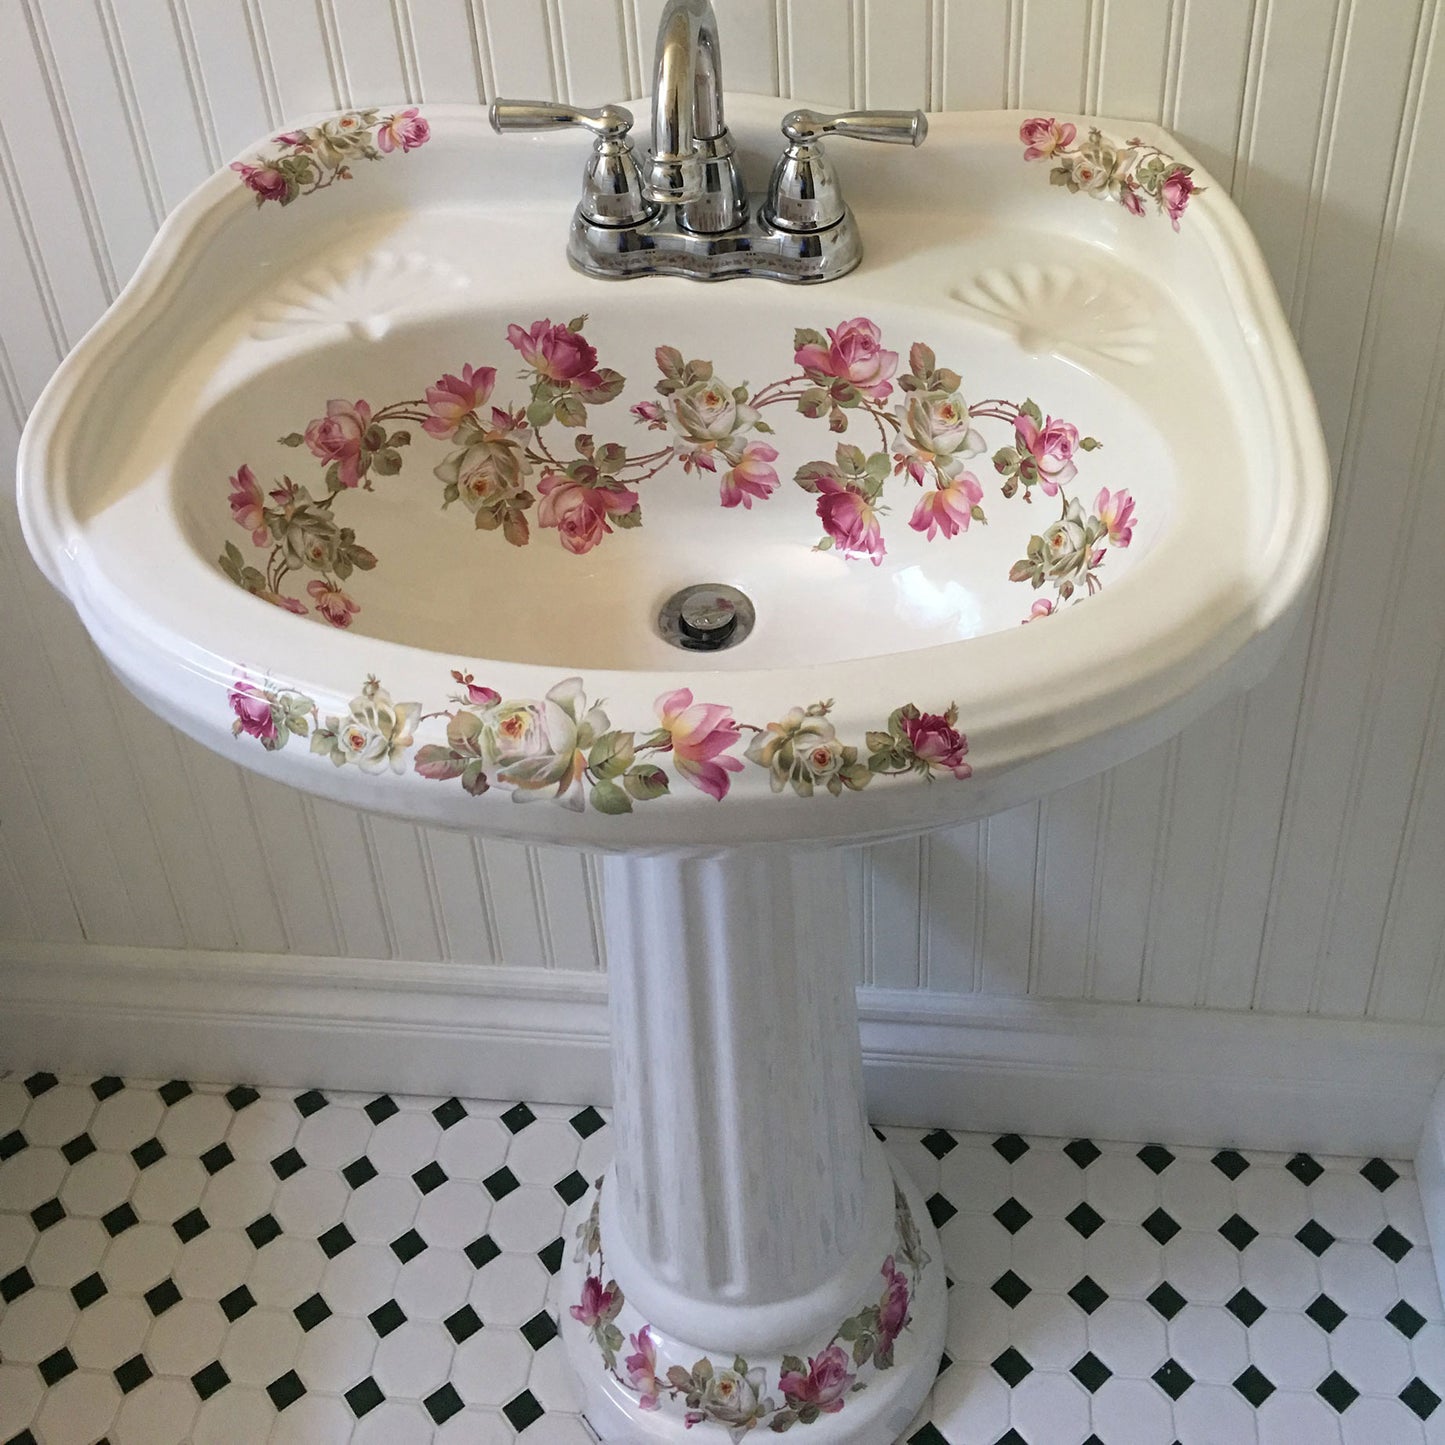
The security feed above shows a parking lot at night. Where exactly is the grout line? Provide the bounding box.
[19,0,119,297]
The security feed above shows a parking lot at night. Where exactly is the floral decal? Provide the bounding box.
[218,316,1136,630]
[232,109,430,206]
[229,670,973,814]
[569,1180,930,1434]
[1019,117,1202,230]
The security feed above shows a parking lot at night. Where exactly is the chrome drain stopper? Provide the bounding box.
[658,583,755,652]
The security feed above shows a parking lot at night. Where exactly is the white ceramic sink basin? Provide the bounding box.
[18,97,1328,850]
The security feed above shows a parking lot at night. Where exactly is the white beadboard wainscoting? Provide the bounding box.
[3,1,1445,1150]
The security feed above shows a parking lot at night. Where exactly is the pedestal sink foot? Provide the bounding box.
[560,1158,946,1442]
[557,847,947,1441]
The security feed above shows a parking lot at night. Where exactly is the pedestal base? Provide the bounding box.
[560,1152,947,1443]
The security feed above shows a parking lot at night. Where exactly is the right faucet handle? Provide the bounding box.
[780,108,929,147]
[765,108,929,235]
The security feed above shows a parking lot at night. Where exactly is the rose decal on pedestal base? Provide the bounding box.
[565,1179,931,1434]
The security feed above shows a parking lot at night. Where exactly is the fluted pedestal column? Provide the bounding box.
[559,848,946,1442]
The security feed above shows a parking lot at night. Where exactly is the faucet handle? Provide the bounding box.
[765,108,928,236]
[780,108,929,147]
[490,99,658,229]
[489,100,637,140]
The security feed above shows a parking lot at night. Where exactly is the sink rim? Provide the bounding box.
[16,97,1331,846]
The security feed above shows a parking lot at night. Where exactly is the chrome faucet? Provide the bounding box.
[489,0,927,283]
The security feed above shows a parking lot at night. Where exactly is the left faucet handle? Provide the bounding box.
[489,100,636,139]
[489,99,658,230]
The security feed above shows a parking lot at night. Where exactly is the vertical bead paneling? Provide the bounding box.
[1,0,1444,1037]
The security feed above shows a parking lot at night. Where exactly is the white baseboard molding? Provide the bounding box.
[2,941,1443,1157]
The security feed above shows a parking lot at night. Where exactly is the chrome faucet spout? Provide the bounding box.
[645,0,746,229]
[649,0,724,198]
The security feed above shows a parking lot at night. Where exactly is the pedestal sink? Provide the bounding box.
[18,96,1328,1441]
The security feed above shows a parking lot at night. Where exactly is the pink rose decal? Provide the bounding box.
[307,579,360,628]
[631,400,666,429]
[624,1328,661,1411]
[1160,165,1197,230]
[876,1256,912,1358]
[569,1275,619,1329]
[719,441,780,509]
[451,670,500,707]
[376,108,430,154]
[1023,598,1057,623]
[778,1344,855,1413]
[908,472,984,540]
[655,688,744,801]
[536,475,639,555]
[795,317,899,401]
[1096,486,1135,546]
[1120,179,1147,217]
[228,464,268,546]
[229,682,276,743]
[1014,413,1079,495]
[424,364,495,438]
[305,398,374,488]
[901,710,971,779]
[815,475,886,566]
[1019,116,1077,161]
[230,160,289,204]
[507,319,602,388]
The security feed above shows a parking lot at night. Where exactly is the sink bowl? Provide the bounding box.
[18,97,1328,853]
[18,90,1331,1443]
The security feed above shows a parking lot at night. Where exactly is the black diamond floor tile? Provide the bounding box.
[1296,1219,1335,1257]
[294,1088,328,1117]
[1375,1224,1414,1262]
[1142,1207,1181,1245]
[921,1128,959,1159]
[991,1269,1031,1308]
[1234,1364,1276,1407]
[1219,1213,1259,1250]
[1138,1143,1175,1174]
[1360,1156,1402,1192]
[992,1346,1033,1387]
[994,1197,1032,1234]
[1070,1275,1109,1314]
[1064,1138,1101,1169]
[1065,1201,1103,1238]
[1317,1370,1359,1413]
[364,1095,399,1125]
[1154,1358,1194,1400]
[502,1389,545,1432]
[1148,1280,1187,1321]
[1071,1351,1112,1392]
[1402,1377,1442,1420]
[1306,1293,1346,1333]
[1388,1299,1428,1338]
[1286,1152,1324,1185]
[434,1097,468,1129]
[501,1102,537,1134]
[992,1133,1029,1163]
[1212,1148,1249,1180]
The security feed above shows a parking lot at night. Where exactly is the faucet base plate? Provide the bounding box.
[569,205,863,284]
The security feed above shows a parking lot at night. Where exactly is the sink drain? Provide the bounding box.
[658,584,755,652]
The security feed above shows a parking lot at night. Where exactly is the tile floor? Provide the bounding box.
[0,1072,1442,1444]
